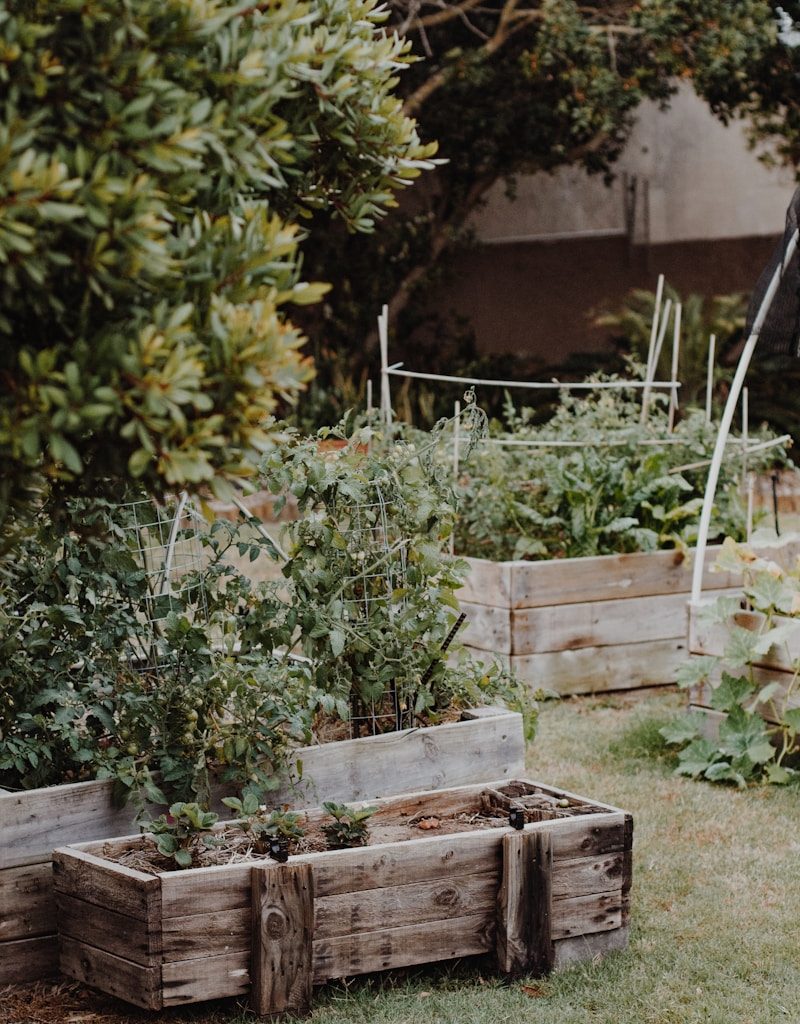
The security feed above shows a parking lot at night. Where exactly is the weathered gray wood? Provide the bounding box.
[457,558,512,607]
[552,925,629,970]
[621,814,633,928]
[162,907,251,962]
[690,667,800,724]
[529,830,554,975]
[52,847,159,920]
[251,862,314,1018]
[497,829,553,976]
[551,891,622,940]
[0,935,58,985]
[162,951,250,1006]
[56,891,160,967]
[689,604,800,669]
[461,601,513,653]
[0,861,53,942]
[315,871,497,940]
[0,779,139,870]
[271,711,525,806]
[508,639,688,695]
[59,935,162,1010]
[313,913,495,983]
[551,853,624,899]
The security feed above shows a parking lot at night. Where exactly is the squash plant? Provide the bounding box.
[664,539,800,787]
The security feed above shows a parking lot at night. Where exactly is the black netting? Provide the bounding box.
[745,186,800,356]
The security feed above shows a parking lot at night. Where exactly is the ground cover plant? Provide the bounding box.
[7,690,798,1024]
[664,538,800,787]
[452,366,790,562]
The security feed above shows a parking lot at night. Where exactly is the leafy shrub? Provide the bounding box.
[321,801,376,849]
[453,367,790,562]
[663,539,800,787]
[141,802,221,868]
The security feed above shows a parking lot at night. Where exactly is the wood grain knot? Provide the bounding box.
[433,885,460,909]
[264,909,288,939]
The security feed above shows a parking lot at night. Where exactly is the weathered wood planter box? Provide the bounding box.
[1,707,522,986]
[53,779,632,1015]
[459,541,800,696]
[688,603,800,733]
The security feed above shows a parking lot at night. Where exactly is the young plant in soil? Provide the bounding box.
[321,801,377,849]
[141,803,221,868]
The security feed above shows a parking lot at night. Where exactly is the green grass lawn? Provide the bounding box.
[5,690,799,1024]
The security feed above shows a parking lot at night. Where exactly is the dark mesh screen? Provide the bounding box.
[745,186,800,356]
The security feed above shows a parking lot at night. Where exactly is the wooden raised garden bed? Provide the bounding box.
[0,707,522,986]
[53,779,632,1015]
[458,541,800,696]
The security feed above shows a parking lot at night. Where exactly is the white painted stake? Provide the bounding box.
[746,473,755,544]
[641,298,672,425]
[378,304,392,429]
[705,334,716,424]
[691,227,800,604]
[641,273,665,424]
[668,302,681,433]
[741,385,749,485]
[366,379,373,455]
[453,400,461,481]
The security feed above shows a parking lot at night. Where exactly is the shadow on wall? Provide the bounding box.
[436,234,780,361]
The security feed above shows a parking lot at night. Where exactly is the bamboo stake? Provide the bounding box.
[705,334,716,424]
[640,273,665,424]
[667,302,681,433]
[366,378,373,455]
[641,299,673,424]
[378,305,392,429]
[741,386,749,485]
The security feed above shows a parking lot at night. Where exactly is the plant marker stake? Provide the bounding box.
[772,473,781,537]
[366,378,373,455]
[667,302,681,433]
[741,386,749,486]
[378,304,392,429]
[705,334,716,424]
[641,299,672,425]
[451,400,461,555]
[418,612,467,691]
[640,273,665,424]
[691,226,800,605]
[746,473,755,544]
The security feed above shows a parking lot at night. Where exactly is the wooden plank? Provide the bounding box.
[460,601,512,654]
[509,638,688,695]
[529,830,554,976]
[0,935,58,985]
[162,907,251,963]
[551,854,624,899]
[621,814,633,928]
[52,848,159,921]
[509,539,800,610]
[162,951,249,1006]
[312,913,495,983]
[251,862,314,1018]
[271,712,525,806]
[0,861,53,942]
[456,557,512,607]
[690,667,800,725]
[552,891,622,940]
[689,605,800,669]
[508,590,729,656]
[315,871,497,942]
[56,891,159,967]
[59,935,162,1011]
[552,925,629,970]
[549,815,626,860]
[0,779,138,870]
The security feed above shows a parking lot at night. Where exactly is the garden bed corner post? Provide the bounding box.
[250,862,314,1018]
[496,830,554,976]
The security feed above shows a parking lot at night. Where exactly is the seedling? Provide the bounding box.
[321,801,377,849]
[141,802,220,868]
[222,792,305,857]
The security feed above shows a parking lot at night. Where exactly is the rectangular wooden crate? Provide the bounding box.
[1,707,523,985]
[459,541,800,696]
[53,779,633,1016]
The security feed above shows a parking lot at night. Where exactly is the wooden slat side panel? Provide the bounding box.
[509,639,687,695]
[0,780,138,870]
[59,936,162,1011]
[551,891,623,941]
[56,892,158,967]
[0,935,58,985]
[272,712,525,806]
[549,816,626,861]
[0,862,53,942]
[551,854,624,899]
[314,871,498,941]
[162,908,251,963]
[689,606,800,669]
[162,952,249,1007]
[456,558,512,607]
[460,601,512,654]
[312,913,495,984]
[690,667,800,725]
[52,849,159,921]
[552,925,629,970]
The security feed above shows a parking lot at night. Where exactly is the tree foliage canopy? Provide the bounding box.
[0,0,435,519]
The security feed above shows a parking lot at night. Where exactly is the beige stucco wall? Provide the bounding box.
[471,83,796,246]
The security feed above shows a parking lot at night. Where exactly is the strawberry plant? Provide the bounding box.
[222,793,305,856]
[321,801,376,849]
[141,803,221,868]
[662,539,800,787]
